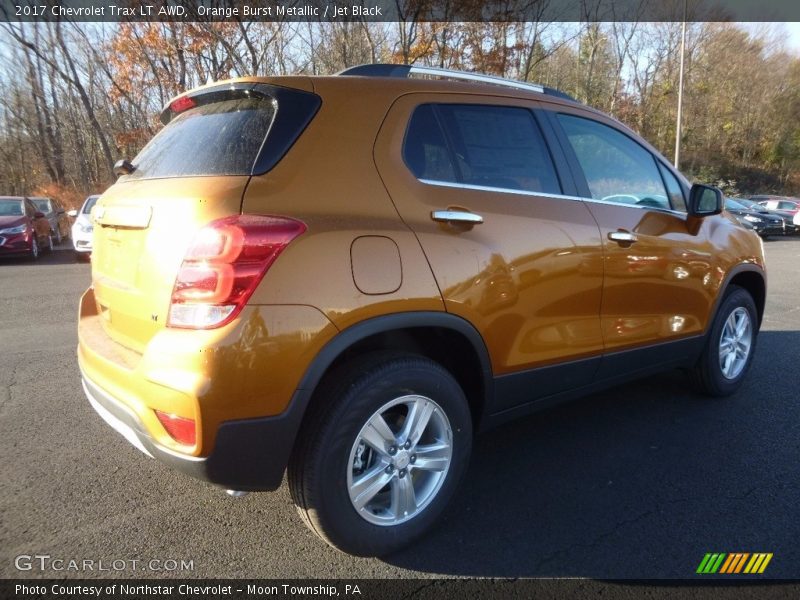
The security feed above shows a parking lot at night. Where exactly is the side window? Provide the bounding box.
[657,163,687,212]
[437,104,561,194]
[403,103,561,195]
[402,105,457,182]
[557,114,669,210]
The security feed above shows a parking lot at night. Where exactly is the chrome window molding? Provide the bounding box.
[417,178,688,217]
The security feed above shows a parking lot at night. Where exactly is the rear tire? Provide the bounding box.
[691,285,758,396]
[288,352,472,556]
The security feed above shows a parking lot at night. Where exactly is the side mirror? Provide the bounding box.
[34,211,46,219]
[67,209,78,218]
[688,184,723,217]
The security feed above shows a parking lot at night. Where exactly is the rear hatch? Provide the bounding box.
[91,80,319,353]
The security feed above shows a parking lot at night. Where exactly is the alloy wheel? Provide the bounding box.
[718,307,752,380]
[347,394,453,526]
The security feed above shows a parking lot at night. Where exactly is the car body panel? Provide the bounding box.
[90,176,249,353]
[374,92,605,379]
[586,202,763,350]
[30,197,70,241]
[79,286,338,455]
[240,78,445,329]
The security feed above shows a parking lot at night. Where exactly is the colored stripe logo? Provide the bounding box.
[696,553,772,574]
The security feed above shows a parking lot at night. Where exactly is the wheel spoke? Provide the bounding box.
[722,350,735,377]
[724,313,736,338]
[740,338,751,355]
[734,312,749,338]
[391,476,417,518]
[350,464,392,510]
[413,442,450,472]
[360,414,396,456]
[400,398,435,447]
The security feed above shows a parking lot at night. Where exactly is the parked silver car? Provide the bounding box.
[30,197,70,245]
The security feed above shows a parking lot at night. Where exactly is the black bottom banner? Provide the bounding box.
[2,579,799,600]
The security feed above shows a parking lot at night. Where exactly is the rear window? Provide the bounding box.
[32,199,52,212]
[126,94,277,180]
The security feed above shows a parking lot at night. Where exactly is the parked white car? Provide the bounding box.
[67,195,99,261]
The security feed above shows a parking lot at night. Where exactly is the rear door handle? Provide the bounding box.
[431,210,484,225]
[608,231,637,244]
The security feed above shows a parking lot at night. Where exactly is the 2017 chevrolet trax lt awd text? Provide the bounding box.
[78,64,766,556]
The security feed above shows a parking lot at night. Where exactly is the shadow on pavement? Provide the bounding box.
[383,330,800,579]
[1,247,87,266]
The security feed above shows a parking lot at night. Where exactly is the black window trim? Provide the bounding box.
[655,160,688,213]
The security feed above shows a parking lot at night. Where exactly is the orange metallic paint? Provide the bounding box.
[374,93,606,374]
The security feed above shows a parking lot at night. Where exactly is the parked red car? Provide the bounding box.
[0,196,54,260]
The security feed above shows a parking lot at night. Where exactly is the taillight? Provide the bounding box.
[168,215,306,329]
[155,411,196,446]
[169,95,197,114]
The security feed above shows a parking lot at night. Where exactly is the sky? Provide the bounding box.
[786,22,800,52]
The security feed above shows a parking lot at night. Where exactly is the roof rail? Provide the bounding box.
[337,63,577,102]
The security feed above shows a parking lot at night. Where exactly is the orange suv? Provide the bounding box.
[78,64,766,556]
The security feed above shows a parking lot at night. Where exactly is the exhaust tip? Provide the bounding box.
[226,490,249,498]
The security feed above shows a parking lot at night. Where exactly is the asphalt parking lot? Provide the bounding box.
[1,239,799,580]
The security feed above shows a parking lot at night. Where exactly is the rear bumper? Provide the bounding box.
[82,366,308,491]
[77,286,337,491]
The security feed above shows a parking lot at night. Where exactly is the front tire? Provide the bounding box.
[288,352,472,556]
[29,237,39,261]
[691,285,758,396]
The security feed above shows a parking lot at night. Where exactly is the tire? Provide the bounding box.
[53,228,62,245]
[288,352,472,556]
[29,237,39,261]
[691,285,758,396]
